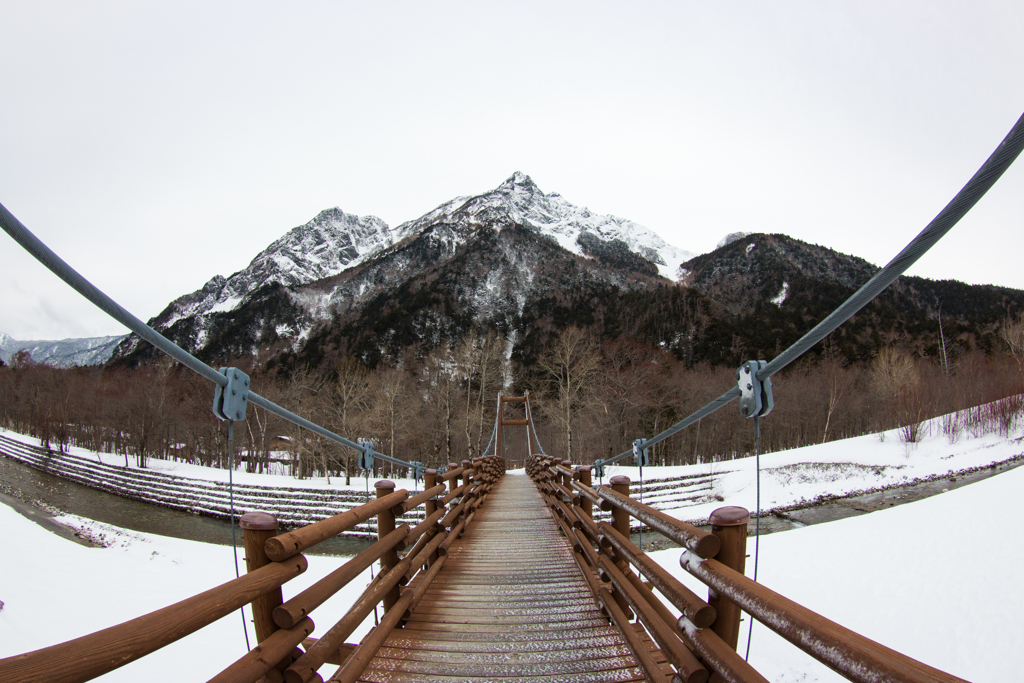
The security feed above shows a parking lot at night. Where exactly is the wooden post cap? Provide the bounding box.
[609,475,631,486]
[424,468,437,475]
[709,506,750,527]
[578,465,591,473]
[375,480,396,491]
[239,512,279,531]
[448,462,458,469]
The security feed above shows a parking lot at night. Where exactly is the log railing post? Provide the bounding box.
[240,511,282,644]
[707,506,750,652]
[608,475,634,620]
[424,469,441,566]
[375,480,401,613]
[577,465,593,520]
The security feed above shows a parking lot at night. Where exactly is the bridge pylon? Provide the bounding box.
[493,391,536,464]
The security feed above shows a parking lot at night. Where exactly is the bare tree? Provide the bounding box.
[820,338,852,444]
[324,357,372,483]
[1000,314,1024,387]
[537,327,600,460]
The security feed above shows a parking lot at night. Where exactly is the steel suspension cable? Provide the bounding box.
[599,110,1024,467]
[0,202,415,472]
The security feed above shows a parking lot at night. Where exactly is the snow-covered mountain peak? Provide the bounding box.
[395,173,695,280]
[497,171,542,195]
[157,208,396,328]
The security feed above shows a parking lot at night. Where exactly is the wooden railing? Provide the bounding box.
[0,455,506,683]
[526,454,966,683]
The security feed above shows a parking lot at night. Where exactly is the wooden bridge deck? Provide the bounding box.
[359,472,669,682]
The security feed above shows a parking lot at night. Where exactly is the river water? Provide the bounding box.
[0,456,374,556]
[4,452,1021,556]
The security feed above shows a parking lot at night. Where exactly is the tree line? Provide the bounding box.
[3,317,1024,480]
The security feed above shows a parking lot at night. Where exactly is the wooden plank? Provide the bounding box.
[361,472,664,683]
[358,668,645,683]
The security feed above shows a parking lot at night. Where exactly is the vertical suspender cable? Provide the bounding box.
[227,421,251,651]
[745,415,761,661]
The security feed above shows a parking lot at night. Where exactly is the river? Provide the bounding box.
[0,456,374,556]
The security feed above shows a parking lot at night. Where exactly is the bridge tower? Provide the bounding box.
[494,391,535,463]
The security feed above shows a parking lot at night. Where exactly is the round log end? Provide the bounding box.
[690,603,717,630]
[292,554,309,574]
[273,604,301,630]
[609,475,631,486]
[374,480,396,491]
[690,533,721,560]
[709,505,750,527]
[264,535,291,562]
[240,511,279,531]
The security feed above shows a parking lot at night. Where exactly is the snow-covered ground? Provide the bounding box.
[0,427,422,493]
[599,409,1024,524]
[0,509,381,681]
[1,407,1021,681]
[647,462,1024,682]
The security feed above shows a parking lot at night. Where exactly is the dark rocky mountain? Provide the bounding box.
[113,173,685,367]
[112,177,1024,373]
[0,332,127,367]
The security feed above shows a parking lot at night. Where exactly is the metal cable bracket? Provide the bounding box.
[632,439,650,467]
[358,441,376,471]
[212,367,250,422]
[737,360,773,418]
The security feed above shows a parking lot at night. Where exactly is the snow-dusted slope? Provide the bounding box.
[396,172,694,280]
[158,208,394,328]
[0,332,126,367]
[114,173,693,360]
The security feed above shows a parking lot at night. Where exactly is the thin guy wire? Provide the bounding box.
[598,110,1024,467]
[228,421,251,652]
[745,415,761,662]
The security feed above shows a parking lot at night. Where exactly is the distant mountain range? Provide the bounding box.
[0,332,126,368]
[33,170,1018,372]
[113,173,697,366]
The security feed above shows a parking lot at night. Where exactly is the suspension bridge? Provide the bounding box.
[1,113,1022,681]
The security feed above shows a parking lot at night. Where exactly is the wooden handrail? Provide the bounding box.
[273,525,411,629]
[0,555,307,683]
[395,483,446,514]
[680,552,968,683]
[0,450,506,683]
[209,617,315,683]
[264,489,408,561]
[527,453,966,683]
[598,521,715,628]
[439,483,465,505]
[439,466,464,482]
[597,553,709,683]
[594,484,720,559]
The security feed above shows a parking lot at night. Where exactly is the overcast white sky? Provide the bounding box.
[2,1,1022,340]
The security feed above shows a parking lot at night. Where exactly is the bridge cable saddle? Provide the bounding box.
[358,441,376,471]
[211,367,250,422]
[737,360,773,418]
